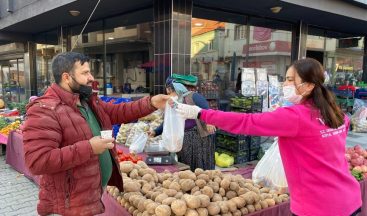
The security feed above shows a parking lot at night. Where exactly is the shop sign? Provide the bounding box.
[242,41,291,54]
[336,65,354,72]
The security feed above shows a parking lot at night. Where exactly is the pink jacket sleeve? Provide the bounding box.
[23,105,93,175]
[200,107,300,137]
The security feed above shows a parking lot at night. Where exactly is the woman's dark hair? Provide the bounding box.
[292,58,344,128]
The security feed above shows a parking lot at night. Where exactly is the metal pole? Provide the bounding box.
[103,19,107,97]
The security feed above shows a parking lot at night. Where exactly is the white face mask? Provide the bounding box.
[282,83,305,104]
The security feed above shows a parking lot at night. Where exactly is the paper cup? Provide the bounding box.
[100,130,113,139]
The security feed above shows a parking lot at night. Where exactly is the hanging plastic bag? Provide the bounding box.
[252,138,288,193]
[351,107,367,132]
[129,132,148,154]
[161,100,185,152]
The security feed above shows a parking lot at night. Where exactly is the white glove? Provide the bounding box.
[174,101,202,119]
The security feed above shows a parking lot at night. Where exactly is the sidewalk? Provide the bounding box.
[0,155,38,216]
[0,132,366,216]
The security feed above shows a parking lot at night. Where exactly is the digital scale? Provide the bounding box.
[144,144,176,165]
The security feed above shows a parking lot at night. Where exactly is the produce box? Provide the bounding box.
[216,130,261,152]
[199,81,219,99]
[230,95,263,113]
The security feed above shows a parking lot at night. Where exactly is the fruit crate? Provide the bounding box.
[230,96,263,113]
[199,81,220,100]
[215,130,261,153]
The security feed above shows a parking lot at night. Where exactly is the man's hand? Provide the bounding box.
[174,101,202,119]
[206,124,216,134]
[150,94,171,109]
[89,136,115,155]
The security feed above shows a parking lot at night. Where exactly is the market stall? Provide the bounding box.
[3,130,367,216]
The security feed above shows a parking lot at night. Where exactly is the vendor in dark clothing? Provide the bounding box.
[149,75,216,170]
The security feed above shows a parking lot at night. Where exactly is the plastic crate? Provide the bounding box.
[215,130,261,153]
[230,96,263,113]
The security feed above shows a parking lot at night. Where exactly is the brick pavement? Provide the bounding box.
[0,155,38,216]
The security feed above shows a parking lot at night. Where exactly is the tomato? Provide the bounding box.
[117,150,123,155]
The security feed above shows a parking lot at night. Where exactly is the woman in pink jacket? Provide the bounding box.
[174,58,362,216]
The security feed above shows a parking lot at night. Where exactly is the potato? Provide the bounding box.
[180,179,196,192]
[137,160,148,168]
[169,182,181,191]
[175,192,184,199]
[120,162,134,173]
[219,188,226,197]
[211,193,223,202]
[155,204,171,216]
[279,194,289,202]
[231,197,246,209]
[129,169,139,179]
[201,186,214,198]
[198,194,210,208]
[162,197,175,206]
[220,179,231,190]
[120,198,126,206]
[162,180,171,189]
[184,195,201,209]
[142,183,152,194]
[260,200,268,209]
[237,188,247,196]
[254,202,262,211]
[197,208,208,216]
[128,206,135,213]
[197,174,210,182]
[229,182,239,191]
[265,198,276,207]
[193,191,202,196]
[139,168,156,176]
[246,204,255,213]
[260,187,270,193]
[208,182,220,193]
[178,170,197,180]
[207,202,220,215]
[260,193,272,200]
[226,191,237,199]
[155,193,168,203]
[151,191,161,200]
[185,209,199,216]
[144,199,154,209]
[171,199,187,216]
[138,199,146,212]
[195,179,207,188]
[195,168,205,176]
[142,211,150,216]
[218,201,229,214]
[240,207,249,215]
[191,186,200,194]
[227,200,237,212]
[214,177,222,184]
[233,210,242,216]
[274,197,282,204]
[142,174,154,182]
[133,209,139,216]
[117,196,122,203]
[124,182,141,192]
[147,202,159,214]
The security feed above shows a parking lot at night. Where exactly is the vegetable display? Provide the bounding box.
[107,161,289,215]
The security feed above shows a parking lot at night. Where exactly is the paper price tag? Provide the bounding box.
[100,130,113,139]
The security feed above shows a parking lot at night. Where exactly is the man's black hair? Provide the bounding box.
[51,52,90,84]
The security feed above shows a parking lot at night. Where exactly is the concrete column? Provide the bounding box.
[153,0,192,94]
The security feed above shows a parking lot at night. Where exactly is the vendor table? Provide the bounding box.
[4,131,367,216]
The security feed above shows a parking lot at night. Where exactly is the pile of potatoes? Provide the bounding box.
[107,161,289,216]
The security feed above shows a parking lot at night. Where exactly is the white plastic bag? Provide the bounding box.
[129,132,148,154]
[161,100,185,152]
[252,138,288,193]
[351,107,367,132]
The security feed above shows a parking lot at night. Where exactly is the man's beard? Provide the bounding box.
[69,77,93,100]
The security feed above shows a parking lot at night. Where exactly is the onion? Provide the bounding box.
[353,166,362,172]
[345,154,351,162]
[352,153,360,159]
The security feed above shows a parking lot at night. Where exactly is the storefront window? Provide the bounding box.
[71,21,154,97]
[306,28,364,87]
[0,59,25,102]
[36,44,60,95]
[191,17,292,107]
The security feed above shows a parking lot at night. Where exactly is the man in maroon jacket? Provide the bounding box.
[23,52,169,216]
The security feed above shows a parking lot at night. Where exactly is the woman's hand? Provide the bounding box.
[171,99,202,119]
[206,124,216,134]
